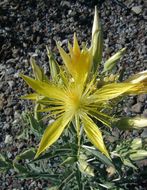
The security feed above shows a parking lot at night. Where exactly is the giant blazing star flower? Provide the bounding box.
[20,8,147,159]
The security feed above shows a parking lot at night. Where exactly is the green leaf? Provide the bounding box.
[16,148,36,160]
[27,113,44,138]
[122,158,137,170]
[34,148,71,162]
[130,150,147,161]
[17,173,60,181]
[60,156,77,166]
[82,146,113,166]
[131,138,142,150]
[46,187,58,190]
[78,159,94,177]
[103,48,126,73]
[13,162,28,173]
[0,154,12,172]
[112,117,147,130]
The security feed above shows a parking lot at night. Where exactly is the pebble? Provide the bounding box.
[141,128,147,138]
[142,109,147,117]
[4,134,13,144]
[137,94,147,103]
[131,102,143,113]
[8,80,15,89]
[131,6,142,14]
[4,107,13,116]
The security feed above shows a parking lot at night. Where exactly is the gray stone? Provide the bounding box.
[142,109,147,117]
[131,103,143,113]
[7,80,15,89]
[132,6,142,14]
[137,94,147,103]
[141,128,147,138]
[4,107,13,116]
[4,134,13,144]
[60,1,71,8]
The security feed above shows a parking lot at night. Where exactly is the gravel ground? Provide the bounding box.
[0,0,147,189]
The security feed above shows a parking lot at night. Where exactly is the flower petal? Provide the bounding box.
[127,70,147,84]
[21,93,39,100]
[35,111,73,158]
[81,113,110,158]
[30,57,43,81]
[73,33,81,56]
[91,83,137,102]
[20,74,66,101]
[56,42,72,75]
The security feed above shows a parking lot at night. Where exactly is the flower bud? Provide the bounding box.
[113,117,147,130]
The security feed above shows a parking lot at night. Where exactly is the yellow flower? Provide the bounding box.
[20,8,147,159]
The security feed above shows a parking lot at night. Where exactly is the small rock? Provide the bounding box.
[7,152,12,158]
[60,1,71,8]
[4,107,13,116]
[141,128,147,138]
[3,123,10,130]
[4,135,13,144]
[7,80,15,89]
[14,111,21,119]
[137,94,147,103]
[6,68,15,75]
[131,103,143,113]
[0,96,4,110]
[132,6,142,14]
[142,109,147,117]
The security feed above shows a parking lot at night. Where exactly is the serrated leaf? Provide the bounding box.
[131,138,142,150]
[16,148,36,160]
[60,156,77,166]
[27,114,43,138]
[122,158,137,169]
[0,154,12,172]
[82,146,113,166]
[13,162,28,173]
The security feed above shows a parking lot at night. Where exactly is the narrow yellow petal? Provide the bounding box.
[21,93,39,100]
[91,83,137,102]
[35,112,74,158]
[126,70,147,84]
[30,57,43,81]
[68,41,73,56]
[20,74,66,101]
[73,33,81,56]
[81,113,110,158]
[56,42,72,73]
[46,46,60,81]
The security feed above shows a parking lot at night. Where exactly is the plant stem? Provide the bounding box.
[75,115,81,157]
[76,164,83,190]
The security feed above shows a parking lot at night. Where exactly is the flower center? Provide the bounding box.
[66,91,81,114]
